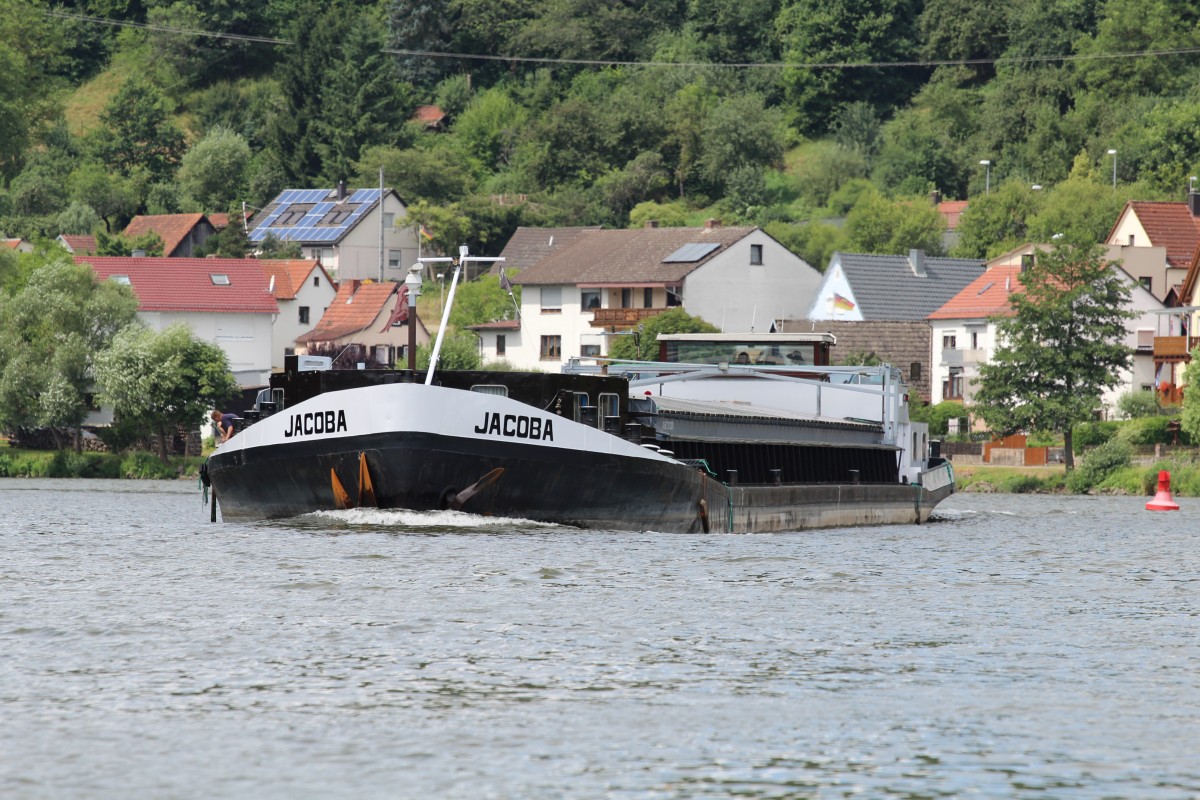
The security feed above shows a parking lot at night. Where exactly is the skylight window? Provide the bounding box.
[111,275,131,285]
[210,274,230,285]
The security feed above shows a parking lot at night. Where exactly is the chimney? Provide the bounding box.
[336,180,347,202]
[1189,189,1200,218]
[704,218,722,230]
[645,220,659,228]
[907,248,927,277]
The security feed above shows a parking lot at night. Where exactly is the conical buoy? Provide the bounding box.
[1146,470,1180,511]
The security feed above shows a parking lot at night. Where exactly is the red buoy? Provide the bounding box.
[1146,470,1180,511]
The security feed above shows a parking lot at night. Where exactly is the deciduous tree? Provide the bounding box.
[973,240,1134,469]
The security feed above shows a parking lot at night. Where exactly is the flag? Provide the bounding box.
[419,223,433,241]
[380,285,409,331]
[833,293,855,311]
[500,270,513,293]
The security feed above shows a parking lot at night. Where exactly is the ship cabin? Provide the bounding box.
[656,332,835,369]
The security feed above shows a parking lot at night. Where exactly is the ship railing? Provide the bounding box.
[919,461,955,492]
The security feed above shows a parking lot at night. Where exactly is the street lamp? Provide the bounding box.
[405,265,422,372]
[979,160,991,195]
[1107,149,1117,189]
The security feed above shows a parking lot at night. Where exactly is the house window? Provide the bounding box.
[1128,234,1135,246]
[750,244,763,265]
[621,288,632,308]
[971,331,981,350]
[942,334,957,350]
[581,344,601,357]
[540,335,562,360]
[944,368,964,400]
[541,287,562,313]
[666,287,682,307]
[299,306,310,324]
[1139,276,1152,292]
[643,287,654,308]
[312,276,320,287]
[580,289,600,310]
[383,212,394,229]
[496,334,506,356]
[910,362,922,380]
[388,250,402,269]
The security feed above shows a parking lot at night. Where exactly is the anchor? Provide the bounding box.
[449,467,505,511]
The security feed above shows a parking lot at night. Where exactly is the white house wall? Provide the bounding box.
[684,232,821,332]
[271,275,337,370]
[303,194,419,282]
[137,310,274,388]
[806,257,864,322]
[506,286,606,371]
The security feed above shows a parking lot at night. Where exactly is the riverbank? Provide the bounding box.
[954,460,1200,495]
[0,447,202,479]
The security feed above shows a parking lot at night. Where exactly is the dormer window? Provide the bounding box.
[211,274,230,285]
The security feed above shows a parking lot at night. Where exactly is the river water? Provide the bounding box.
[2,478,1198,799]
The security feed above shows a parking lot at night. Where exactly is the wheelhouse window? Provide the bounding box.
[540,335,562,360]
[580,344,601,357]
[598,393,619,429]
[541,287,562,313]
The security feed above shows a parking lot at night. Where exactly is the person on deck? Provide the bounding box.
[210,410,238,443]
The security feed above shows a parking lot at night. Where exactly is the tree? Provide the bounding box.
[607,308,720,361]
[94,323,240,462]
[95,230,165,257]
[843,189,946,255]
[951,181,1043,259]
[416,331,482,371]
[448,274,520,329]
[1181,349,1200,444]
[68,163,138,232]
[96,78,186,183]
[0,255,139,449]
[973,240,1134,470]
[177,127,252,211]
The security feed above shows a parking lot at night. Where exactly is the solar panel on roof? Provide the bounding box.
[663,243,720,263]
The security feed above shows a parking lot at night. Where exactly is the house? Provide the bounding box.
[56,234,97,255]
[937,198,968,252]
[927,244,1163,416]
[808,250,986,323]
[259,259,338,371]
[4,237,34,253]
[247,184,418,283]
[294,280,430,368]
[123,213,217,257]
[499,222,822,370]
[413,105,448,131]
[778,319,934,403]
[77,256,279,389]
[469,319,521,366]
[1104,194,1200,302]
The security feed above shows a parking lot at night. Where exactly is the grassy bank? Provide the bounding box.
[0,447,204,480]
[954,461,1200,495]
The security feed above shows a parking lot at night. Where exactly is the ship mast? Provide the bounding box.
[420,244,503,384]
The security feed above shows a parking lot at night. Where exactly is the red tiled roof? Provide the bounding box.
[4,239,23,249]
[928,265,1024,320]
[937,200,968,230]
[76,256,279,314]
[260,259,330,301]
[123,213,209,256]
[414,105,445,124]
[1109,202,1200,270]
[58,234,97,254]
[296,280,399,343]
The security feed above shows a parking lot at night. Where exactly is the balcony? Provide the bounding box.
[590,307,668,328]
[1152,336,1200,362]
[941,348,986,366]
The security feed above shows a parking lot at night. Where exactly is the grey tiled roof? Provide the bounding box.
[836,252,985,321]
[512,225,757,285]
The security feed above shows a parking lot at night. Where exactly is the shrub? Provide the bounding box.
[1066,437,1133,493]
[1073,420,1121,451]
[1115,416,1173,446]
[1116,389,1162,419]
[911,401,966,436]
[120,452,177,479]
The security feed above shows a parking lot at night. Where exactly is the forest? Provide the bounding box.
[4,0,1200,270]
